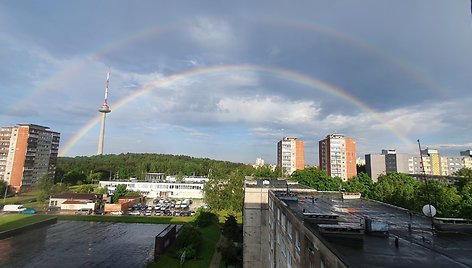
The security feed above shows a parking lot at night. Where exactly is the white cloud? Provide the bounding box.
[215,96,320,125]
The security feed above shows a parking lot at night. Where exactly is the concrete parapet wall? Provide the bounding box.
[0,217,58,240]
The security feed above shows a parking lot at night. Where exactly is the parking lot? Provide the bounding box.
[125,198,200,217]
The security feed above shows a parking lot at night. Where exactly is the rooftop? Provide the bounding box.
[275,191,472,268]
[245,178,311,189]
[51,193,99,200]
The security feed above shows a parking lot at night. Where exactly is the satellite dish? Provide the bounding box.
[422,204,437,217]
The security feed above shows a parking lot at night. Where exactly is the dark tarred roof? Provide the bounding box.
[51,193,97,200]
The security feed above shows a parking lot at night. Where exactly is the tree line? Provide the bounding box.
[55,153,253,185]
[289,167,472,219]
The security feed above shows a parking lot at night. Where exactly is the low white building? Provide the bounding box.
[99,176,208,199]
[49,193,100,211]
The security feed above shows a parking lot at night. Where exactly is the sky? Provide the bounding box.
[1,1,471,165]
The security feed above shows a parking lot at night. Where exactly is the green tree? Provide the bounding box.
[112,184,128,203]
[203,168,245,212]
[63,169,86,185]
[343,172,373,198]
[371,173,419,210]
[37,176,66,201]
[222,215,242,243]
[252,165,279,178]
[417,180,462,217]
[290,167,342,191]
[454,167,472,178]
[76,184,95,193]
[87,172,102,184]
[454,168,472,193]
[459,181,472,219]
[174,224,203,260]
[0,180,9,198]
[96,186,108,195]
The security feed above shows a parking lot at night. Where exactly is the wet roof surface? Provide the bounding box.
[278,192,472,268]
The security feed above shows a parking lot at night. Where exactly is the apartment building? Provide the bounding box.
[366,148,472,181]
[244,179,472,268]
[277,137,304,175]
[319,134,357,181]
[0,124,60,192]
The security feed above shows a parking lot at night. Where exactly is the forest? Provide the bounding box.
[55,153,253,184]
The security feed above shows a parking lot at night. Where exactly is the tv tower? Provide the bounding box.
[97,71,111,155]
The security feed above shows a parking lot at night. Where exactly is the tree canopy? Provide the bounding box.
[203,168,245,212]
[56,153,253,185]
[290,167,342,191]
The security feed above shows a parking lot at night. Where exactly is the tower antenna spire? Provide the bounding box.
[98,70,112,155]
[104,71,110,105]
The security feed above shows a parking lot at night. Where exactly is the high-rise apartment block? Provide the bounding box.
[277,137,304,175]
[365,149,410,182]
[366,148,471,181]
[244,179,472,268]
[0,124,60,193]
[319,134,357,181]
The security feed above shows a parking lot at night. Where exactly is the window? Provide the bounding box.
[295,230,301,254]
[281,240,286,257]
[281,213,286,232]
[287,220,292,240]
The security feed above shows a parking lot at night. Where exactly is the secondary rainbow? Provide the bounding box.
[59,64,415,156]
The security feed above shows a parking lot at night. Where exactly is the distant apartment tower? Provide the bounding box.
[319,134,357,181]
[365,150,410,182]
[461,150,472,169]
[254,157,265,168]
[366,148,471,181]
[277,137,304,175]
[0,124,60,192]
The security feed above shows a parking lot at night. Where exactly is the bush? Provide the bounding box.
[173,224,202,258]
[194,209,218,228]
[177,245,197,260]
[222,215,242,243]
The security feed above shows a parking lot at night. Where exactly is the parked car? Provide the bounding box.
[20,209,37,214]
[75,208,92,215]
[95,210,105,215]
[129,211,141,216]
[2,204,27,212]
[110,211,123,216]
[47,206,60,212]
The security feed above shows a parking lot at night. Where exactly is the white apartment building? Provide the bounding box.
[99,176,208,199]
[277,137,304,175]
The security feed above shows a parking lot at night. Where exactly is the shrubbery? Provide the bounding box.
[173,224,202,260]
[194,209,218,227]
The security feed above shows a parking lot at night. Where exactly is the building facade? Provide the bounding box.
[0,124,60,192]
[99,176,208,199]
[244,179,472,268]
[319,134,357,181]
[366,149,472,181]
[277,137,304,175]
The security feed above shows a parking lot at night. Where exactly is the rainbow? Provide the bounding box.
[59,64,415,156]
[6,16,444,118]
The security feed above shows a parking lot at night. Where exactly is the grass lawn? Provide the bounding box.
[217,211,243,224]
[2,189,42,205]
[0,214,56,232]
[148,224,221,268]
[57,215,194,224]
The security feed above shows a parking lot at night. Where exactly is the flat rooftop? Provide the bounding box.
[276,191,472,268]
